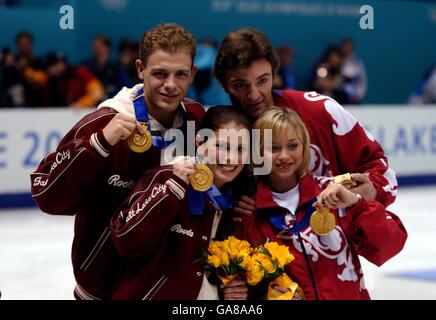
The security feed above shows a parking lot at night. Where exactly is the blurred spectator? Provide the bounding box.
[340,37,367,104]
[117,38,139,86]
[409,65,436,104]
[190,38,230,106]
[83,35,129,99]
[192,39,215,101]
[1,47,24,107]
[0,0,20,6]
[273,45,296,90]
[14,31,46,106]
[44,52,104,108]
[311,45,349,104]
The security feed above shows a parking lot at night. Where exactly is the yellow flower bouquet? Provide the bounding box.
[245,242,305,300]
[204,236,253,286]
[204,236,304,299]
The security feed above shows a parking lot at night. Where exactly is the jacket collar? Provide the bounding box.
[255,174,321,210]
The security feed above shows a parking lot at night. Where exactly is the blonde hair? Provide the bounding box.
[139,23,196,67]
[254,106,310,178]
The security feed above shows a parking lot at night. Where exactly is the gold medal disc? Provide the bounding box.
[128,123,152,153]
[310,206,336,236]
[333,173,357,189]
[190,163,214,192]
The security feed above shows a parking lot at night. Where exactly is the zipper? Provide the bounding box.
[297,231,319,300]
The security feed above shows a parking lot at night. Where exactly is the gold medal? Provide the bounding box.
[310,206,336,236]
[128,122,152,153]
[190,163,213,192]
[333,173,357,189]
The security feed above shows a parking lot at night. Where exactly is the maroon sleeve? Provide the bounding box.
[110,168,188,257]
[30,109,116,215]
[345,199,407,266]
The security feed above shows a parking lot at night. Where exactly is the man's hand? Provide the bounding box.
[349,173,377,201]
[232,195,256,222]
[102,113,143,146]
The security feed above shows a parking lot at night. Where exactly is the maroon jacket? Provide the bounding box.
[236,174,407,300]
[110,166,223,300]
[30,100,204,299]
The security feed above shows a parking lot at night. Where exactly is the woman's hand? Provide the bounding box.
[222,280,248,300]
[172,156,196,184]
[315,183,360,209]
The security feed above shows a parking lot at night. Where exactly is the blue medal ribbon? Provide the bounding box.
[132,87,185,149]
[268,197,317,233]
[187,184,233,215]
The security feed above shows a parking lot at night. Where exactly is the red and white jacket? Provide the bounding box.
[30,84,205,299]
[236,175,407,300]
[110,166,223,300]
[274,90,397,207]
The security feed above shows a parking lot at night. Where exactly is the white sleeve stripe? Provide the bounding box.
[165,179,185,200]
[90,133,110,158]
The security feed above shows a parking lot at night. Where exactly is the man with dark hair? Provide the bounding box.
[31,23,204,299]
[214,28,397,209]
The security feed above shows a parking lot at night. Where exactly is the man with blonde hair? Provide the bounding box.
[31,23,204,299]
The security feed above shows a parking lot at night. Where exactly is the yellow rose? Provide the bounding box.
[253,253,276,274]
[220,252,230,266]
[246,259,264,285]
[207,255,221,268]
[208,242,223,257]
[264,242,294,268]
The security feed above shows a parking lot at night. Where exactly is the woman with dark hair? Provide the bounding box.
[110,105,251,300]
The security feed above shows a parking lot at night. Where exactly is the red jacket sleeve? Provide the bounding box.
[284,91,398,207]
[30,109,116,215]
[110,168,188,257]
[330,110,398,207]
[345,198,407,266]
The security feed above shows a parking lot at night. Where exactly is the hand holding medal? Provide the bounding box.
[189,158,214,192]
[310,205,336,236]
[128,122,152,153]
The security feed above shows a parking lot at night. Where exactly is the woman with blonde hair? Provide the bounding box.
[237,107,407,300]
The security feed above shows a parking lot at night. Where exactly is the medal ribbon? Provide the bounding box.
[187,185,233,215]
[132,87,185,149]
[269,197,317,233]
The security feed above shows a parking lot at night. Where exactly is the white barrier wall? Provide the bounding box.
[0,109,89,194]
[1,106,435,196]
[349,107,436,177]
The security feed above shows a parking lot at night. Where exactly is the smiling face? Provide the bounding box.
[255,107,310,193]
[136,49,196,117]
[199,121,249,189]
[224,59,275,120]
[265,128,304,192]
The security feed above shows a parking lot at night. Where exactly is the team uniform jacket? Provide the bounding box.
[236,174,407,300]
[274,90,397,207]
[30,84,205,299]
[110,166,222,300]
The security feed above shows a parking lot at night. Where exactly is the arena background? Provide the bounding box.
[0,0,435,300]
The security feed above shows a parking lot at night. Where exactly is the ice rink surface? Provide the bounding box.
[1,186,435,300]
